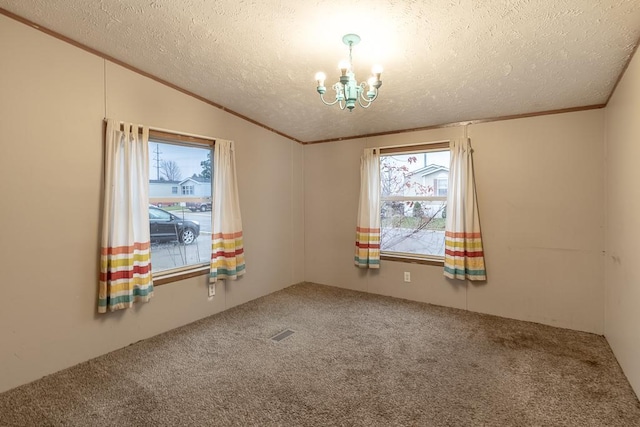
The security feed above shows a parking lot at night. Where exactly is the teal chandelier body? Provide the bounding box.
[315,34,383,111]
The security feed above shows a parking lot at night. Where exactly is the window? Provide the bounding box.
[148,132,214,282]
[435,178,448,197]
[380,143,450,262]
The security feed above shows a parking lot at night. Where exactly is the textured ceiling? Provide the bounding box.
[1,0,639,143]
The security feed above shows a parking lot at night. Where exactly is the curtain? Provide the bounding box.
[444,138,487,281]
[98,119,153,312]
[355,148,381,268]
[210,139,245,292]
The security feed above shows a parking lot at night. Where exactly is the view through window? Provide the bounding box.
[380,147,450,260]
[148,140,212,274]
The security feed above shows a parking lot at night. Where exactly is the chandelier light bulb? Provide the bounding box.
[315,71,326,86]
[371,64,383,79]
[338,60,350,76]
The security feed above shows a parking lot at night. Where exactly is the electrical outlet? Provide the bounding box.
[404,272,411,282]
[208,283,215,297]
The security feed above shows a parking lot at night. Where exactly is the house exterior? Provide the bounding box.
[149,177,211,207]
[149,179,180,198]
[179,177,212,197]
[388,164,449,218]
[406,164,449,197]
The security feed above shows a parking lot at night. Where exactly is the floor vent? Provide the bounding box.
[271,329,295,342]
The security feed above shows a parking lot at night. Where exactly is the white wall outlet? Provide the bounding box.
[404,272,411,282]
[208,283,215,297]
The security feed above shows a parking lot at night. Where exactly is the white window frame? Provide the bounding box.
[147,129,215,285]
[379,142,449,265]
[436,177,448,197]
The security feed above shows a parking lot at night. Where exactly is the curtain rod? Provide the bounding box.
[377,139,450,151]
[103,118,217,143]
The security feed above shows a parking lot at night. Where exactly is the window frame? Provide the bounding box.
[147,129,215,286]
[181,184,194,195]
[435,177,448,197]
[379,141,449,266]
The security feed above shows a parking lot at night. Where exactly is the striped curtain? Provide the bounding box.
[210,139,245,292]
[444,138,487,280]
[98,119,154,312]
[355,148,381,268]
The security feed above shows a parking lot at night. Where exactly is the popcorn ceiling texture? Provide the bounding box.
[1,0,639,142]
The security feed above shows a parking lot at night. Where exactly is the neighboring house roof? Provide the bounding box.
[190,176,212,184]
[149,179,180,184]
[179,177,211,185]
[409,164,449,177]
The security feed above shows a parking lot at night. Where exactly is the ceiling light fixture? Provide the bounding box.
[314,34,383,111]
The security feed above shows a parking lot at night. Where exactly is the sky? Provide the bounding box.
[385,150,450,171]
[147,141,448,181]
[148,141,210,181]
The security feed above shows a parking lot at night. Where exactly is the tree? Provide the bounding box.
[380,155,430,197]
[380,155,444,252]
[200,152,211,179]
[160,160,182,181]
[380,155,429,218]
[413,201,424,218]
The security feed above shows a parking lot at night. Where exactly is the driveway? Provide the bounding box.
[381,227,445,256]
[150,233,211,273]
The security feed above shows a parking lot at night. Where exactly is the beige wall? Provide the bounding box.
[0,15,304,393]
[604,49,640,395]
[305,110,605,334]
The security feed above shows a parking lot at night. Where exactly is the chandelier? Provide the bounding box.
[314,34,383,111]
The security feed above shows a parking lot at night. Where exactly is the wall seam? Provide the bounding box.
[302,143,306,283]
[602,105,608,338]
[103,59,107,117]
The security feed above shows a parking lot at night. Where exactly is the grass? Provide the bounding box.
[157,205,189,212]
[382,216,445,231]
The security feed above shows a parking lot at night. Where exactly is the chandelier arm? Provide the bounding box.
[338,99,346,110]
[359,89,378,104]
[359,83,375,103]
[357,97,373,109]
[357,87,379,108]
[319,93,341,106]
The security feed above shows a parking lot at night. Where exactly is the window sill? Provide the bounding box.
[380,253,444,267]
[153,264,209,286]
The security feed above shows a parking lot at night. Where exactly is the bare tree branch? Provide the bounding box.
[160,160,182,181]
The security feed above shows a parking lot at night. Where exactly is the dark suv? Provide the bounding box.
[186,201,212,212]
[149,205,200,244]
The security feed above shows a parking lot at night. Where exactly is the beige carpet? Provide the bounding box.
[1,282,639,426]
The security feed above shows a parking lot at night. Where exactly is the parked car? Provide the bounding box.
[186,200,212,212]
[149,205,200,244]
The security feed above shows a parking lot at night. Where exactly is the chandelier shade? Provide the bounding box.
[314,34,383,111]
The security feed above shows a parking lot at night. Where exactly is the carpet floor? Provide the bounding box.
[1,282,639,426]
